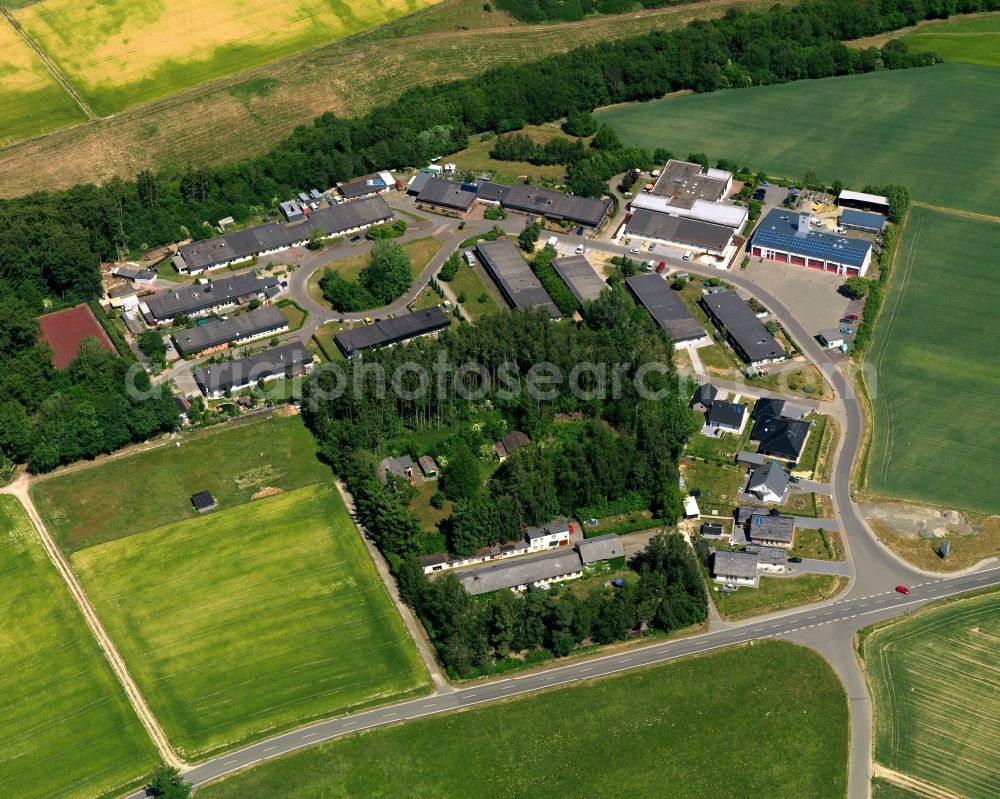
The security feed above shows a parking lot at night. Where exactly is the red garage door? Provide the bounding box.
[752,246,762,256]
[826,264,839,273]
[808,258,824,269]
[845,267,860,276]
[774,252,788,262]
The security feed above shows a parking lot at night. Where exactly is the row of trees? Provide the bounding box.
[1,0,962,313]
[398,532,708,678]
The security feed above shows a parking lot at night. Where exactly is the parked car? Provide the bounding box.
[895,585,911,595]
[682,250,693,261]
[844,313,860,321]
[350,234,362,242]
[840,327,853,335]
[575,226,584,235]
[648,242,657,251]
[630,247,640,254]
[788,556,802,563]
[655,261,666,273]
[575,244,585,255]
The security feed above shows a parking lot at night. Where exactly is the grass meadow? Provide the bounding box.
[713,574,847,620]
[0,496,158,799]
[13,0,441,115]
[598,64,1000,216]
[199,640,848,799]
[900,14,1000,68]
[32,415,331,554]
[866,207,1000,514]
[0,21,85,145]
[71,484,429,758]
[863,589,1000,799]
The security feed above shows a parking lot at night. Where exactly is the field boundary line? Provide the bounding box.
[873,766,968,799]
[910,200,1000,224]
[0,474,182,767]
[0,4,97,119]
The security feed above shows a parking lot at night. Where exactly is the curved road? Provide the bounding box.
[122,200,996,798]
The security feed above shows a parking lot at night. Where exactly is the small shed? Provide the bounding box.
[701,522,725,539]
[191,491,216,513]
[418,455,439,478]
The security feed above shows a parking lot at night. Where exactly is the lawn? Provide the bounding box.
[408,478,451,531]
[0,496,158,799]
[14,0,441,115]
[899,13,1000,68]
[712,574,846,620]
[862,589,1000,799]
[866,207,1000,514]
[0,22,86,146]
[72,484,429,758]
[794,413,829,477]
[311,321,349,361]
[598,63,1000,216]
[789,527,844,561]
[680,459,743,516]
[276,299,307,331]
[199,640,848,799]
[445,260,505,320]
[32,414,331,554]
[751,364,830,401]
[866,517,1000,573]
[307,237,443,310]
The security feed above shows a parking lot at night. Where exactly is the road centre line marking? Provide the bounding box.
[302,732,317,738]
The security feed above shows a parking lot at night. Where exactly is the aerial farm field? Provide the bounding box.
[32,415,331,554]
[862,589,1000,799]
[199,641,848,799]
[12,0,442,115]
[866,207,1000,515]
[71,484,430,758]
[0,20,85,146]
[899,14,1000,68]
[0,496,157,799]
[598,64,1000,216]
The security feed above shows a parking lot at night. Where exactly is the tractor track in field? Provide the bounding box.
[0,3,96,119]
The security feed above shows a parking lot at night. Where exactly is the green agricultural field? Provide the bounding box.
[0,496,158,799]
[866,207,1000,514]
[598,64,1000,216]
[72,484,429,758]
[0,21,86,145]
[13,0,442,115]
[32,415,331,553]
[900,14,1000,68]
[199,640,848,799]
[863,589,1000,799]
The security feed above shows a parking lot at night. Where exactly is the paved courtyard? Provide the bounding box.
[741,258,858,336]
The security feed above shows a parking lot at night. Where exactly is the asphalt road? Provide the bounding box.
[123,565,999,797]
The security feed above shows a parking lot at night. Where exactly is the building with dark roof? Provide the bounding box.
[476,239,562,319]
[624,208,735,255]
[691,383,718,413]
[700,522,725,539]
[747,461,790,504]
[577,534,626,568]
[338,171,394,200]
[474,181,511,204]
[458,549,584,595]
[752,416,811,462]
[418,455,439,478]
[142,273,279,324]
[416,176,479,212]
[495,430,530,461]
[839,209,886,234]
[625,274,707,344]
[746,544,788,572]
[750,210,873,277]
[335,307,451,357]
[378,456,414,484]
[551,255,606,307]
[191,491,216,513]
[837,189,890,216]
[707,399,747,432]
[501,184,610,228]
[171,306,288,356]
[712,550,758,586]
[752,398,808,422]
[192,341,313,398]
[176,197,392,274]
[700,290,785,366]
[746,511,795,548]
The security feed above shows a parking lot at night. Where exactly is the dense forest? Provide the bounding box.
[0,293,178,475]
[0,0,971,310]
[303,288,705,675]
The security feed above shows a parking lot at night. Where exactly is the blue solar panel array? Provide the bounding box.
[752,210,871,267]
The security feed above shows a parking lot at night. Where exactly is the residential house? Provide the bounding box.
[746,461,790,504]
[752,416,811,462]
[525,519,572,552]
[577,534,626,570]
[495,430,531,461]
[746,544,788,573]
[707,399,747,433]
[712,550,759,587]
[745,510,795,548]
[691,383,718,413]
[700,522,725,539]
[378,455,414,485]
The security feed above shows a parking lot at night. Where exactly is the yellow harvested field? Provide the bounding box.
[0,20,86,145]
[15,0,441,113]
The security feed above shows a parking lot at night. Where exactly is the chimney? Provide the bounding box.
[796,212,811,236]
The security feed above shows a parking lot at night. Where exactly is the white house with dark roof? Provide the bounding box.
[712,550,759,587]
[746,461,790,504]
[524,519,572,552]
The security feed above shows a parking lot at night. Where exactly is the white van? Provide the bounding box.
[682,251,693,261]
[463,251,476,266]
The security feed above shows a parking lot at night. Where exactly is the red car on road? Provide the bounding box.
[655,261,666,273]
[895,585,910,595]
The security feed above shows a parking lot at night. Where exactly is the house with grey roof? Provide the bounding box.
[752,416,811,462]
[141,273,280,324]
[476,239,562,319]
[691,383,718,413]
[745,510,795,548]
[524,519,572,552]
[700,290,785,367]
[706,399,748,433]
[171,306,287,356]
[192,341,313,398]
[495,430,530,461]
[458,549,584,595]
[577,534,626,569]
[746,461,790,504]
[712,550,758,587]
[746,544,788,573]
[378,455,414,485]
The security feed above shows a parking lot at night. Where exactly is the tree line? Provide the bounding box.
[1,0,967,311]
[397,532,708,678]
